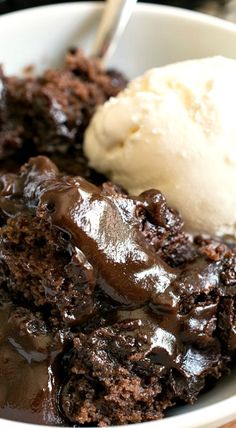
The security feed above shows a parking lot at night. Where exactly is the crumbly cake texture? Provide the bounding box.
[0,48,126,163]
[0,155,235,426]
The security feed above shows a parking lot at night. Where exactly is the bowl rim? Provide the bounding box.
[3,395,236,428]
[0,0,236,33]
[0,2,235,428]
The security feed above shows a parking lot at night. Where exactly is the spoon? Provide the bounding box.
[92,0,138,65]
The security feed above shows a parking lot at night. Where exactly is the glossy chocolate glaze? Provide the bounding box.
[0,156,177,306]
[0,156,235,425]
[0,289,64,425]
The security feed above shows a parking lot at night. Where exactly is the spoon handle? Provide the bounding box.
[92,0,137,64]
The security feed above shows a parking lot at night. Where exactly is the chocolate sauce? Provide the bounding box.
[0,156,235,426]
[0,157,230,358]
[0,289,64,425]
[1,156,177,306]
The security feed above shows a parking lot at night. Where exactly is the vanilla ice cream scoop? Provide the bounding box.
[84,57,236,237]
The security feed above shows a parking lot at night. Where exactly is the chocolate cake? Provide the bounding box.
[0,155,235,426]
[0,49,235,426]
[0,48,126,172]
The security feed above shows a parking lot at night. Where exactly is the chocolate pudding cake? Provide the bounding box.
[0,48,126,175]
[0,50,235,426]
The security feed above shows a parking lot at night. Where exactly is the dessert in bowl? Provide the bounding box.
[0,3,235,428]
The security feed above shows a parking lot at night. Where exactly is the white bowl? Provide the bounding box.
[0,2,235,428]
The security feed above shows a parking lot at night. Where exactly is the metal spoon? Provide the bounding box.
[92,0,138,65]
